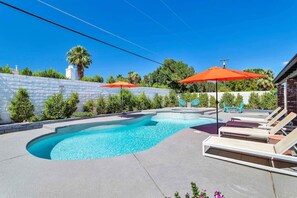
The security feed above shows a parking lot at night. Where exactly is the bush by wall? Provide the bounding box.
[65,92,79,117]
[199,93,209,107]
[96,95,106,114]
[42,92,66,120]
[135,92,152,110]
[106,95,121,113]
[152,93,163,109]
[260,91,277,110]
[168,90,178,107]
[234,93,243,107]
[181,92,198,102]
[121,89,136,112]
[209,95,216,108]
[8,88,35,122]
[219,92,235,108]
[248,92,261,109]
[83,100,96,113]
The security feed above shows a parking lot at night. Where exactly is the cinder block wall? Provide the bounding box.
[277,84,285,109]
[0,73,170,124]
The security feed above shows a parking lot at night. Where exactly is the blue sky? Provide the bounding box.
[1,0,297,80]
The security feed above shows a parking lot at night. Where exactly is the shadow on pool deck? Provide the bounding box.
[191,123,226,134]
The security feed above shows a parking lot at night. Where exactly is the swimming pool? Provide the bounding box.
[27,112,216,160]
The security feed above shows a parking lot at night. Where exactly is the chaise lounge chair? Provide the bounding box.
[226,109,287,128]
[202,127,297,176]
[231,107,281,123]
[178,98,187,107]
[219,112,296,139]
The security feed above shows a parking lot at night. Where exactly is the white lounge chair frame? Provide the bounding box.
[203,128,297,177]
[231,107,281,123]
[219,112,296,139]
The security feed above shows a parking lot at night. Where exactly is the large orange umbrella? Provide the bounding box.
[101,81,137,113]
[180,66,266,133]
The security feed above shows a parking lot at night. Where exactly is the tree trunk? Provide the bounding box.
[77,65,84,80]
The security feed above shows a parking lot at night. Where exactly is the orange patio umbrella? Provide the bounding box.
[180,66,266,133]
[101,81,137,113]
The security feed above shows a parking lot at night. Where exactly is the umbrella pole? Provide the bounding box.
[216,80,219,134]
[121,86,123,114]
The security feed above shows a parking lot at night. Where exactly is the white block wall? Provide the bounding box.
[0,73,170,124]
[205,91,269,104]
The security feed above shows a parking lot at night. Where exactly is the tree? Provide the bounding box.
[148,59,196,92]
[19,67,33,76]
[96,95,106,114]
[0,65,13,74]
[106,76,116,83]
[82,75,104,82]
[116,74,128,82]
[67,45,92,80]
[33,68,66,79]
[257,70,274,91]
[8,88,35,122]
[128,71,141,84]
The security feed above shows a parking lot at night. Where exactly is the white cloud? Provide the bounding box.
[282,61,289,66]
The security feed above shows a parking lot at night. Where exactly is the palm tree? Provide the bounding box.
[128,71,141,84]
[257,70,274,91]
[66,46,92,80]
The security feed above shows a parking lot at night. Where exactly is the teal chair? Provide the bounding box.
[191,99,200,107]
[178,99,187,107]
[223,102,229,113]
[237,102,244,113]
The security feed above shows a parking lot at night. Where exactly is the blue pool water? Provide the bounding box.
[28,112,215,160]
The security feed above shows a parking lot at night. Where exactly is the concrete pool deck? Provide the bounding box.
[0,110,297,198]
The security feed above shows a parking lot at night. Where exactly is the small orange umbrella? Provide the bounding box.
[180,66,266,133]
[101,81,137,113]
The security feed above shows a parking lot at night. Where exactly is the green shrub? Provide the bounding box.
[121,89,136,112]
[83,100,95,113]
[234,93,243,107]
[106,95,121,113]
[181,92,198,102]
[96,95,106,114]
[219,92,235,108]
[152,93,163,109]
[33,68,66,79]
[135,92,152,110]
[19,67,33,76]
[72,112,95,117]
[209,95,216,108]
[8,88,35,122]
[168,90,178,107]
[164,96,170,107]
[81,75,104,83]
[29,115,42,122]
[261,91,277,110]
[42,92,66,120]
[64,92,79,117]
[248,92,261,109]
[0,65,13,74]
[199,93,209,107]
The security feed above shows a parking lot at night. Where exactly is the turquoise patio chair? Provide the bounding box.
[178,98,187,107]
[223,102,229,113]
[237,102,244,113]
[191,99,200,107]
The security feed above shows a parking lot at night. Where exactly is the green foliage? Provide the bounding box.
[234,93,243,107]
[149,59,197,92]
[42,92,66,120]
[106,95,121,113]
[106,76,116,83]
[181,92,198,102]
[168,90,178,107]
[209,95,216,108]
[83,100,95,113]
[116,74,128,82]
[72,112,95,117]
[0,65,13,74]
[33,68,66,79]
[135,92,152,110]
[81,75,104,83]
[248,92,261,109]
[219,92,235,108]
[128,71,141,84]
[260,91,277,110]
[199,93,209,107]
[64,92,79,117]
[96,95,106,114]
[164,96,170,107]
[8,88,35,122]
[29,115,42,122]
[121,89,136,112]
[67,45,92,80]
[19,67,33,76]
[152,94,163,109]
